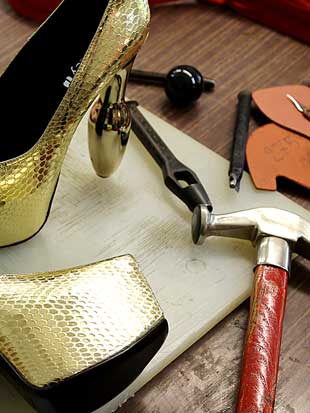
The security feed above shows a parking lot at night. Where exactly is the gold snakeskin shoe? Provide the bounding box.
[0,255,168,413]
[0,0,150,247]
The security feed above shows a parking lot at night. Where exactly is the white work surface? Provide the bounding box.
[0,108,308,412]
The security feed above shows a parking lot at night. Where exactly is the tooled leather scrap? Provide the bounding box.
[252,85,310,138]
[237,265,288,413]
[246,123,310,191]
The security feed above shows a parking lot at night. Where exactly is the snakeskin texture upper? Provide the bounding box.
[0,0,150,247]
[0,255,164,387]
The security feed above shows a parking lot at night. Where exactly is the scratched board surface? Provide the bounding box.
[0,108,308,413]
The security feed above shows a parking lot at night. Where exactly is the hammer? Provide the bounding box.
[192,207,310,412]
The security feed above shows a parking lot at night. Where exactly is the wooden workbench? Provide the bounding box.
[0,1,309,412]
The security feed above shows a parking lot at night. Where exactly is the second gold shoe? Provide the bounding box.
[0,254,168,412]
[0,0,150,247]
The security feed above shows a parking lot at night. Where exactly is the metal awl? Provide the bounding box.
[286,94,310,120]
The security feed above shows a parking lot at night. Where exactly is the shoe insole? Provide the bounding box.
[0,0,109,162]
[252,85,310,138]
[246,123,310,191]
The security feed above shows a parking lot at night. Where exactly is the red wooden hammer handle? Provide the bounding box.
[237,265,289,413]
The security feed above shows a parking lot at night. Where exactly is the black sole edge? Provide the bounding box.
[0,319,168,413]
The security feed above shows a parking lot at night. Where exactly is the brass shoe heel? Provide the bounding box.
[0,255,168,413]
[0,0,150,248]
[88,62,133,178]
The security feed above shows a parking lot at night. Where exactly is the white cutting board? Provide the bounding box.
[0,108,308,413]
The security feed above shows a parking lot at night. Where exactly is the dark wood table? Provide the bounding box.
[0,1,309,412]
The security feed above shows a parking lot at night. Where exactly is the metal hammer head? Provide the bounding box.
[192,206,310,260]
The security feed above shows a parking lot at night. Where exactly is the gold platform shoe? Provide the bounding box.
[0,0,150,247]
[0,5,169,412]
[0,255,168,412]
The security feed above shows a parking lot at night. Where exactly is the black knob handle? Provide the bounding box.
[129,65,215,106]
[165,65,215,107]
[129,69,166,85]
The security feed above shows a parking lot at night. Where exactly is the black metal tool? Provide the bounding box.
[228,90,252,192]
[127,101,213,212]
[130,65,215,107]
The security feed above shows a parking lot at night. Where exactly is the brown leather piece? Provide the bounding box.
[237,265,289,413]
[246,123,310,191]
[252,85,310,138]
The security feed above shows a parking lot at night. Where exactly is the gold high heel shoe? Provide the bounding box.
[0,0,150,247]
[0,4,169,412]
[0,254,168,413]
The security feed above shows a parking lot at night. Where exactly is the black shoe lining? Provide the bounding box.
[0,0,109,162]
